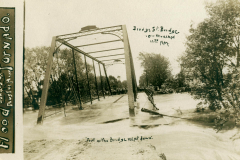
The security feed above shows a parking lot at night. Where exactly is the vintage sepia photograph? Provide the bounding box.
[21,0,240,159]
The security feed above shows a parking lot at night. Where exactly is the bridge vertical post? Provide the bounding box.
[98,63,105,99]
[84,55,92,104]
[124,31,138,101]
[103,64,112,96]
[129,46,138,101]
[68,75,80,106]
[122,25,135,117]
[92,60,99,101]
[72,49,82,110]
[37,37,56,124]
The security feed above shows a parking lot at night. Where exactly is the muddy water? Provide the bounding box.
[24,93,240,160]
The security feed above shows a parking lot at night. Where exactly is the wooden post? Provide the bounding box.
[37,37,56,124]
[122,25,135,117]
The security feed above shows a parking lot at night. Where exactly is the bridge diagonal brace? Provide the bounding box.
[56,39,104,65]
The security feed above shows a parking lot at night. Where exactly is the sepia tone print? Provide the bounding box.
[22,0,240,160]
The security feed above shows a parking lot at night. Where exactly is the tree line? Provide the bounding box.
[138,0,240,127]
[181,0,240,112]
[138,52,188,94]
[24,46,127,110]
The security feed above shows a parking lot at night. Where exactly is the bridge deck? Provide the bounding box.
[24,93,168,127]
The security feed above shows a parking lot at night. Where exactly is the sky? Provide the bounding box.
[23,0,215,83]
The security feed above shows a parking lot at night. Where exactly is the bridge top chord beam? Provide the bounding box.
[55,25,128,65]
[87,47,124,54]
[75,39,122,48]
[101,58,125,62]
[94,53,124,59]
[56,25,123,40]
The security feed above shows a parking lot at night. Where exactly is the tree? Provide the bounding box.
[47,73,69,105]
[205,0,240,66]
[183,19,230,110]
[139,72,147,88]
[175,70,186,88]
[108,75,118,89]
[181,0,240,112]
[121,80,127,89]
[24,46,51,109]
[24,46,96,108]
[138,52,172,88]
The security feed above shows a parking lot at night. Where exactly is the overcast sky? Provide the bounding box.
[23,0,215,83]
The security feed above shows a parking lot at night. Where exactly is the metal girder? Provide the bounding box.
[37,37,56,124]
[75,39,122,48]
[37,25,138,125]
[103,64,112,96]
[122,25,135,116]
[101,58,125,62]
[57,39,104,64]
[72,49,83,110]
[101,32,123,42]
[56,25,122,40]
[87,47,124,54]
[94,53,124,59]
[98,63,105,99]
[92,60,99,101]
[127,39,138,101]
[84,55,92,104]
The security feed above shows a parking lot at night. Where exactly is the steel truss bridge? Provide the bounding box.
[37,25,138,124]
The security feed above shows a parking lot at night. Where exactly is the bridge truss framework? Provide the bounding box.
[37,25,138,124]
